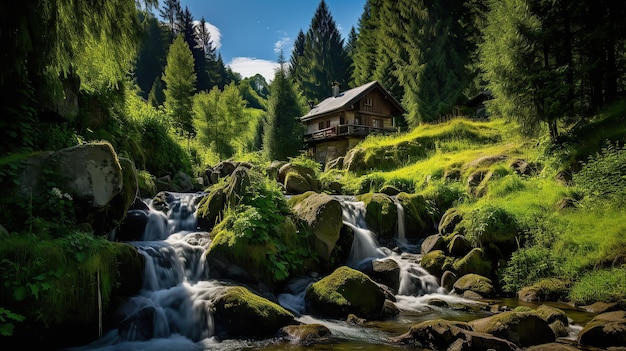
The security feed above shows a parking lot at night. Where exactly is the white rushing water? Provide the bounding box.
[69,192,466,351]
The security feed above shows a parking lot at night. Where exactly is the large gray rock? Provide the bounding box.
[289,192,343,262]
[390,319,519,351]
[213,286,295,339]
[305,266,387,320]
[469,310,555,347]
[577,310,626,348]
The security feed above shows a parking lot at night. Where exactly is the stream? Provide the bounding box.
[67,192,595,351]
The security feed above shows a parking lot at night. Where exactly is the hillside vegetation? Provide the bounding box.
[320,106,626,305]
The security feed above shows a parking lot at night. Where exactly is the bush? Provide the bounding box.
[568,267,626,305]
[500,246,561,293]
[573,141,626,205]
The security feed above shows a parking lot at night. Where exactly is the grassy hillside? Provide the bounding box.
[321,107,626,305]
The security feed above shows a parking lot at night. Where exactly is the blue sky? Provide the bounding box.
[175,0,366,82]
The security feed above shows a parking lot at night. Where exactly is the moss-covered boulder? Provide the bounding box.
[305,266,387,319]
[213,286,295,339]
[421,234,446,255]
[397,192,436,239]
[452,248,492,278]
[421,249,453,277]
[195,187,225,231]
[469,310,555,347]
[577,310,626,348]
[438,207,463,236]
[389,319,518,351]
[447,234,473,257]
[279,163,318,195]
[118,157,139,214]
[452,273,495,298]
[356,193,397,240]
[289,192,343,263]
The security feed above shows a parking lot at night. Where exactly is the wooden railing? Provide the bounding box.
[304,124,396,142]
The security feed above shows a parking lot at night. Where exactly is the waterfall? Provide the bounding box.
[339,198,386,268]
[394,199,406,244]
[336,195,442,297]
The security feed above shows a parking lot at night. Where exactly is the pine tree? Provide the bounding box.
[288,30,306,88]
[264,53,305,161]
[159,0,181,40]
[163,35,196,137]
[297,0,350,103]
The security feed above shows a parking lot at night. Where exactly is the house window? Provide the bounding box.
[326,120,331,128]
[339,112,345,124]
[318,121,324,130]
[373,118,382,128]
[354,115,361,125]
[363,96,373,107]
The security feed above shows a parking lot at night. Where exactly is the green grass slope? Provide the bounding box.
[321,110,626,306]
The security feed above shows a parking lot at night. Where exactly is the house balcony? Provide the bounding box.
[303,124,396,143]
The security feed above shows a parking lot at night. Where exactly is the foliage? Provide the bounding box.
[500,246,561,293]
[573,141,626,205]
[568,268,626,305]
[263,63,306,161]
[291,0,350,103]
[0,231,129,334]
[163,35,196,136]
[209,172,315,284]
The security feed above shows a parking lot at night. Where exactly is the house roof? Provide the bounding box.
[300,81,405,122]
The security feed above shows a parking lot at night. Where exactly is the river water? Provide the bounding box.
[67,192,594,351]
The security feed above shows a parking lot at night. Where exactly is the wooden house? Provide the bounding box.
[300,81,405,164]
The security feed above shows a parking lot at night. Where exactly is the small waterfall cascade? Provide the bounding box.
[335,196,443,297]
[339,197,386,268]
[73,192,222,350]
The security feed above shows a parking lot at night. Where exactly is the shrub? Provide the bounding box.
[573,141,626,205]
[500,246,561,293]
[568,267,626,305]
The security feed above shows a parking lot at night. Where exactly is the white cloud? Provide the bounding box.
[227,57,280,83]
[274,32,291,54]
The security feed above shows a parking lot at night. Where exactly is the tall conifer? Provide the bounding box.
[264,53,305,161]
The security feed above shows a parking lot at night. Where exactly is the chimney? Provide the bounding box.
[332,81,340,97]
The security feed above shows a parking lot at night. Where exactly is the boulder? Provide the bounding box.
[421,234,446,255]
[452,274,495,298]
[213,286,295,339]
[305,266,386,319]
[452,248,492,278]
[389,319,519,351]
[367,258,401,293]
[469,310,555,347]
[438,208,463,236]
[577,310,626,348]
[356,193,397,240]
[195,187,225,231]
[447,234,473,257]
[396,192,436,239]
[421,250,453,278]
[289,192,343,262]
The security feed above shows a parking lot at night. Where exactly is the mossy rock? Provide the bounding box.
[421,250,453,277]
[213,286,295,339]
[421,234,446,255]
[305,266,386,319]
[397,192,436,239]
[289,192,343,263]
[452,247,492,278]
[469,310,555,347]
[278,324,332,344]
[452,273,495,298]
[438,207,463,236]
[118,157,139,214]
[577,310,626,348]
[356,193,397,240]
[195,187,225,231]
